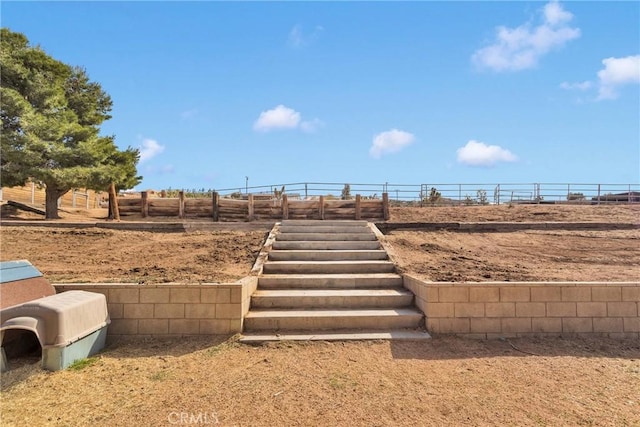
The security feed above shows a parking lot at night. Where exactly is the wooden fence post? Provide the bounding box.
[212,192,219,222]
[282,194,289,220]
[178,191,185,218]
[355,194,361,220]
[319,195,325,220]
[141,191,149,218]
[382,192,389,221]
[247,194,254,222]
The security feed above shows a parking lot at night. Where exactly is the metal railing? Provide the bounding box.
[209,182,639,205]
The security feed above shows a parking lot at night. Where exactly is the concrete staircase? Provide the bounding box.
[241,220,429,343]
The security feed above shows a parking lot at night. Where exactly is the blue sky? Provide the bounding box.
[3,1,639,192]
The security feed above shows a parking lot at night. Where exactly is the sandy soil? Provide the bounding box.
[2,226,637,284]
[387,229,640,282]
[390,204,640,223]
[1,204,638,426]
[1,336,639,426]
[3,201,639,223]
[0,227,266,283]
[1,204,637,284]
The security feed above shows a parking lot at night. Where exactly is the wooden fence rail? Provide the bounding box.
[117,192,389,221]
[1,183,105,209]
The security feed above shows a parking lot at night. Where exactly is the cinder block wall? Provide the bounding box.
[55,279,257,339]
[404,275,640,339]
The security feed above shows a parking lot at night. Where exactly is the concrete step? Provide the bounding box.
[268,250,388,262]
[276,233,377,242]
[251,289,413,309]
[281,220,369,227]
[244,308,423,331]
[279,225,371,234]
[258,273,403,289]
[262,260,395,274]
[239,329,431,344]
[272,241,381,250]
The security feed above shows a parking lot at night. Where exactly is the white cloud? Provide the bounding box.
[456,140,518,167]
[288,25,305,48]
[472,1,580,72]
[139,138,165,163]
[253,105,323,133]
[253,105,301,132]
[596,55,640,100]
[543,1,573,26]
[288,24,324,48]
[369,129,415,159]
[559,81,592,91]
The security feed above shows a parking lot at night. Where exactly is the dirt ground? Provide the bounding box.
[387,229,640,282]
[0,227,266,284]
[390,204,640,223]
[1,204,639,426]
[3,201,639,223]
[1,336,639,426]
[1,204,638,283]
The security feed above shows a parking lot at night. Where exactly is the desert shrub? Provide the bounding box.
[477,189,489,205]
[567,192,585,201]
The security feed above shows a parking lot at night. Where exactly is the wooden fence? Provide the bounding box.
[118,192,390,221]
[1,183,105,209]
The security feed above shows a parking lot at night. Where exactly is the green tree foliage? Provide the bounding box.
[341,184,352,200]
[0,28,141,218]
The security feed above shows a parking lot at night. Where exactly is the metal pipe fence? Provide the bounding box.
[210,182,640,205]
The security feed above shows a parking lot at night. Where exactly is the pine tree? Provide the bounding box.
[0,29,140,218]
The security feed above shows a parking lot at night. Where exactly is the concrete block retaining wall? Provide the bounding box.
[404,275,640,339]
[55,278,258,340]
[54,278,639,340]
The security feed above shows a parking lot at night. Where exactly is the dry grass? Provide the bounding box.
[1,204,639,426]
[1,336,639,426]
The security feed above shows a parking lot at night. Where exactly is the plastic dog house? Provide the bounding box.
[1,260,110,371]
